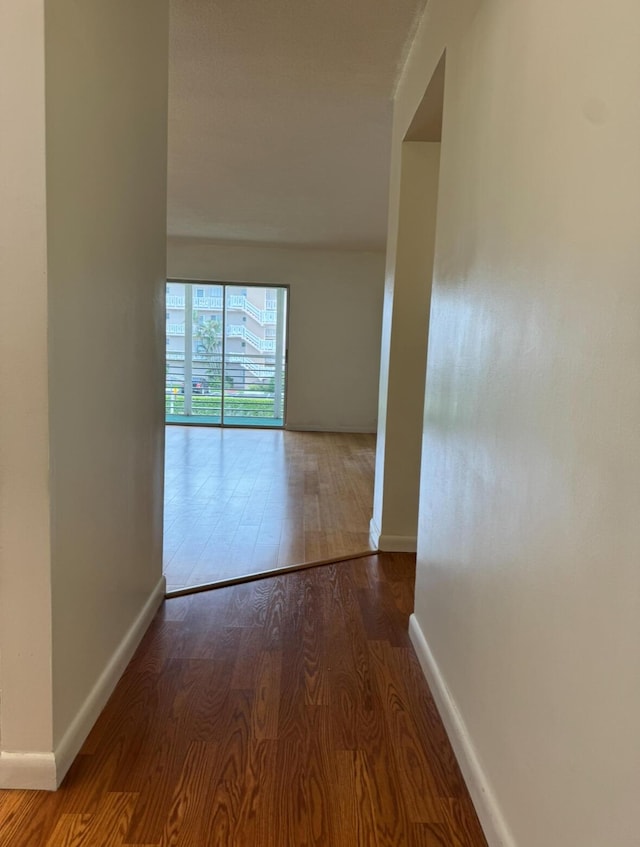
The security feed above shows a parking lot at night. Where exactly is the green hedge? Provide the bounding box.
[165,393,276,418]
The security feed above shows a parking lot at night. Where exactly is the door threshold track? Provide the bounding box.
[164,549,379,598]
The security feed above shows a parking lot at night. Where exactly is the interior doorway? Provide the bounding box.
[163,428,377,592]
[166,281,288,427]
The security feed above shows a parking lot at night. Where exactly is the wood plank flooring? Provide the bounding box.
[164,427,377,590]
[0,554,487,847]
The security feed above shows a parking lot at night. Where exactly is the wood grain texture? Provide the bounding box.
[0,554,487,847]
[164,428,376,590]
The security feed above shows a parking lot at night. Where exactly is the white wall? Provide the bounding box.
[0,0,168,788]
[398,1,640,845]
[167,237,384,432]
[372,142,440,551]
[45,0,169,753]
[0,0,54,768]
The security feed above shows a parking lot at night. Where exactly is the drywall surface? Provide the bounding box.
[167,238,384,432]
[167,0,428,249]
[0,0,54,758]
[45,0,169,746]
[373,142,440,547]
[401,0,640,844]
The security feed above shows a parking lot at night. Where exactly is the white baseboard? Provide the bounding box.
[377,534,417,552]
[378,534,417,552]
[285,424,377,434]
[0,576,166,791]
[0,752,57,791]
[408,615,516,847]
[369,518,417,552]
[53,575,166,787]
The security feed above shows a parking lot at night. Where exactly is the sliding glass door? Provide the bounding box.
[166,282,288,427]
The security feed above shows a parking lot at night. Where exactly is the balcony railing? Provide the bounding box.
[214,324,275,352]
[165,353,285,422]
[167,293,277,325]
[193,295,223,310]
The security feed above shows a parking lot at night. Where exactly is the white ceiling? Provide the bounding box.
[167,0,427,251]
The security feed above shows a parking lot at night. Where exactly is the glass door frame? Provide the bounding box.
[166,278,290,429]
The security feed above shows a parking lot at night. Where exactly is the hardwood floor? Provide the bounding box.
[0,554,487,847]
[164,427,377,590]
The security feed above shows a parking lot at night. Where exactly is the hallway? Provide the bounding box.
[164,427,377,590]
[0,554,487,846]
